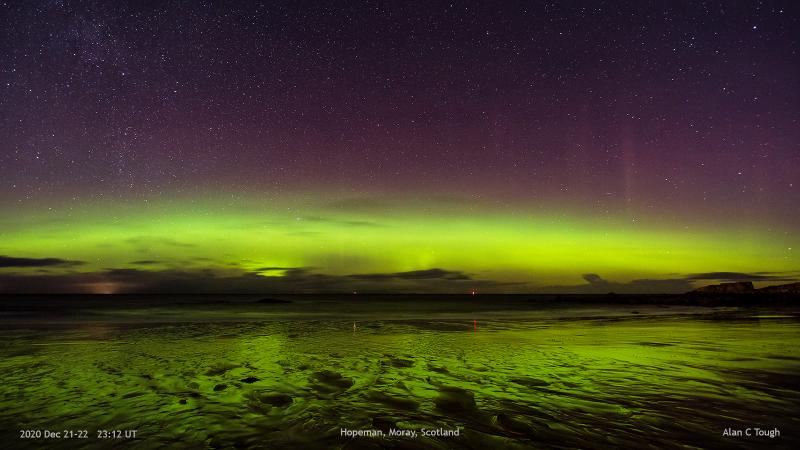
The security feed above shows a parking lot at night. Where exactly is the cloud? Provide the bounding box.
[105,268,146,277]
[0,255,84,268]
[582,273,604,284]
[538,274,694,294]
[0,266,515,294]
[684,272,798,282]
[352,268,471,281]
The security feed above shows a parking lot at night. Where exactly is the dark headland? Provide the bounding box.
[550,282,800,307]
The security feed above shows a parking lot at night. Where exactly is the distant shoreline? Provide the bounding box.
[0,292,797,307]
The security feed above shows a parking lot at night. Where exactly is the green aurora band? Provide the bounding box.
[0,194,797,293]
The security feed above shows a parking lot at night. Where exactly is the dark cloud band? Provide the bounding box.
[0,255,84,268]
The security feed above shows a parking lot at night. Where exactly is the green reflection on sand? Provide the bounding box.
[1,308,799,449]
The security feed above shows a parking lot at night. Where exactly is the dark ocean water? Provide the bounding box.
[1,295,798,449]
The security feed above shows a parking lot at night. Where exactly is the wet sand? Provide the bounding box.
[1,296,798,449]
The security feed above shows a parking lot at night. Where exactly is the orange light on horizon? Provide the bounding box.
[82,282,124,294]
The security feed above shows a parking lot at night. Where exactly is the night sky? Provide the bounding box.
[1,1,798,294]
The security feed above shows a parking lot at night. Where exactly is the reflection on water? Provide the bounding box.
[1,301,799,449]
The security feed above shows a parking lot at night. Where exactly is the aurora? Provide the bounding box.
[0,193,796,293]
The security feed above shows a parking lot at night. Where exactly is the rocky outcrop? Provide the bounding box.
[690,281,800,296]
[691,281,755,294]
[758,282,800,294]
